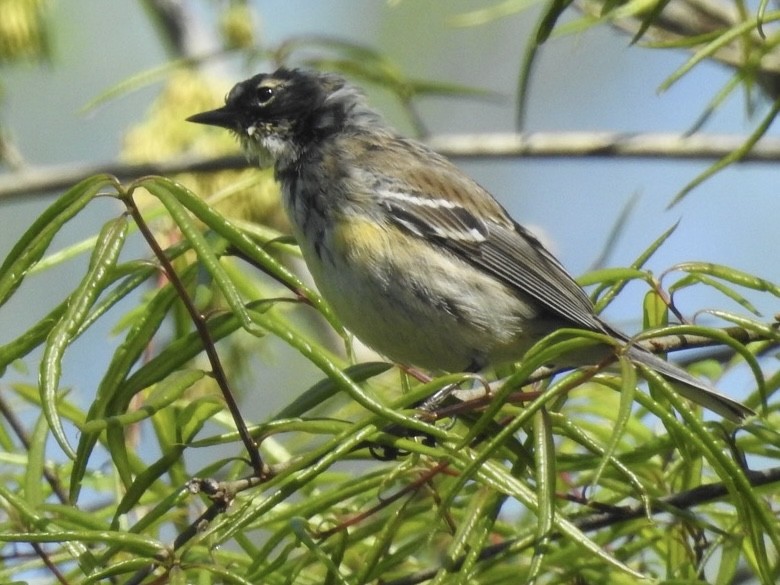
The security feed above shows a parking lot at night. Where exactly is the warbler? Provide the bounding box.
[188,67,752,422]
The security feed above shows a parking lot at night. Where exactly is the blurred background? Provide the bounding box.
[1,0,777,426]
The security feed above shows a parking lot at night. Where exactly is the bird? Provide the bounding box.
[187,67,753,422]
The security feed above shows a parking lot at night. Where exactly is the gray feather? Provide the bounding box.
[627,347,753,422]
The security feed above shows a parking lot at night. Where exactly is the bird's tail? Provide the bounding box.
[627,346,754,422]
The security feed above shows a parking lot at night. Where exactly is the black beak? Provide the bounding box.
[186,106,240,131]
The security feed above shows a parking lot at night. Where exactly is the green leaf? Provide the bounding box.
[135,176,340,331]
[0,300,67,375]
[448,0,535,27]
[40,215,128,458]
[528,407,555,584]
[589,357,636,491]
[642,288,669,329]
[668,273,761,316]
[24,412,51,510]
[291,517,350,585]
[71,271,185,501]
[670,98,780,205]
[138,178,263,336]
[474,457,646,579]
[275,362,392,419]
[0,174,115,307]
[592,221,679,313]
[82,369,206,434]
[637,367,780,574]
[658,15,779,93]
[535,0,576,44]
[668,262,780,297]
[629,0,673,44]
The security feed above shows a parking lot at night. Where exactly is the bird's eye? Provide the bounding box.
[256,86,274,105]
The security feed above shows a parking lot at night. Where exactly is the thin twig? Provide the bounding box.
[5,132,780,200]
[120,189,268,477]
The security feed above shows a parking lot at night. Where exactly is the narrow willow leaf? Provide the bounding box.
[516,19,541,129]
[670,262,780,297]
[448,0,534,27]
[81,369,205,433]
[71,271,186,501]
[576,267,648,287]
[10,382,86,431]
[97,487,191,566]
[643,323,767,408]
[455,489,506,583]
[0,174,115,307]
[528,408,555,584]
[535,0,576,43]
[245,307,437,437]
[685,71,745,135]
[448,365,597,510]
[668,273,761,315]
[323,532,349,585]
[108,311,241,414]
[111,445,185,527]
[191,565,256,585]
[81,58,191,113]
[0,300,67,375]
[217,424,429,543]
[642,288,669,329]
[474,457,646,579]
[469,330,610,445]
[704,310,780,342]
[440,486,495,579]
[108,392,213,498]
[179,398,224,443]
[593,221,678,313]
[0,530,164,557]
[139,179,263,337]
[629,0,673,44]
[275,362,391,418]
[0,484,91,568]
[353,499,412,584]
[291,518,350,585]
[671,98,780,206]
[40,215,128,458]
[757,0,771,37]
[24,413,50,510]
[28,233,99,274]
[590,357,635,491]
[658,15,777,92]
[637,367,780,559]
[135,177,338,329]
[715,531,742,585]
[0,258,163,376]
[588,193,639,271]
[75,260,164,338]
[550,412,649,510]
[81,558,158,584]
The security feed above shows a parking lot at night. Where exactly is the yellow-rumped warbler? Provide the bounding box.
[188,68,752,421]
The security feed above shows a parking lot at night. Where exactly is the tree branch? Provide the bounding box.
[4,132,780,201]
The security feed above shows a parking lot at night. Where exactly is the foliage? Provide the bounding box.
[0,1,779,584]
[0,173,776,584]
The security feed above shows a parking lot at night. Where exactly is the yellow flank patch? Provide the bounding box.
[330,216,394,262]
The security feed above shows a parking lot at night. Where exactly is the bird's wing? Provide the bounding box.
[358,136,606,333]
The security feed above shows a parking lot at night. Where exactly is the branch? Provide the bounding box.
[4,132,780,201]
